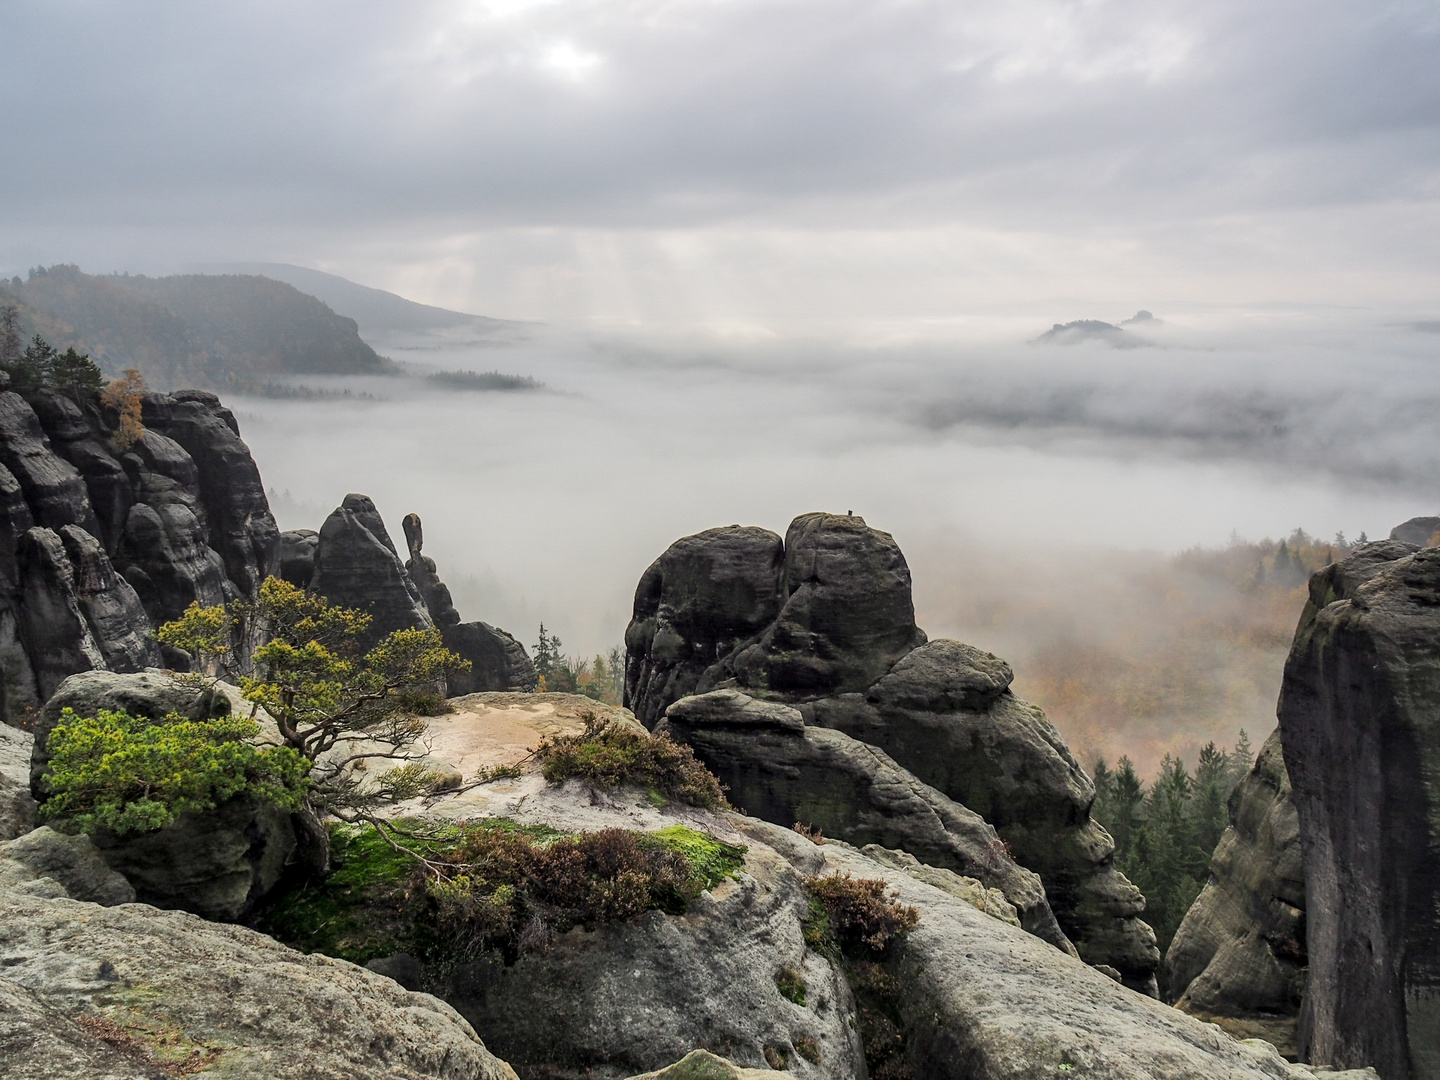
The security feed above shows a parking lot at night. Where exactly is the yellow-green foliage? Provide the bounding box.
[158,577,468,820]
[539,717,728,809]
[260,820,745,966]
[41,708,309,836]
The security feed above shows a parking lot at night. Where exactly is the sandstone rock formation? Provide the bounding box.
[624,525,786,728]
[29,668,232,797]
[442,621,538,694]
[0,826,136,905]
[0,384,278,712]
[790,822,1370,1080]
[310,493,433,647]
[658,688,1071,952]
[1278,539,1440,1079]
[341,759,867,1079]
[402,512,538,693]
[342,731,1369,1080]
[1166,728,1306,1056]
[28,669,294,921]
[1389,515,1440,547]
[0,721,36,840]
[624,513,1159,991]
[0,885,517,1080]
[277,527,318,586]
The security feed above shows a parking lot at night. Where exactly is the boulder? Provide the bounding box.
[1277,540,1440,1078]
[443,621,539,693]
[810,640,1159,992]
[30,669,231,797]
[1389,516,1440,547]
[277,527,318,587]
[0,886,517,1080]
[658,689,1071,953]
[333,771,864,1079]
[0,826,135,905]
[624,525,786,727]
[26,670,289,921]
[1166,728,1305,1057]
[433,843,863,1080]
[310,493,432,647]
[0,722,37,841]
[89,794,296,921]
[709,513,926,698]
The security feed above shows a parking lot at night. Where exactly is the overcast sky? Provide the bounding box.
[4,0,1439,326]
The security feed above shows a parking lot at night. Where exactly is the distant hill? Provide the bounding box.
[0,265,385,388]
[207,263,516,338]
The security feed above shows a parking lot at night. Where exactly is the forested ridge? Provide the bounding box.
[0,264,386,390]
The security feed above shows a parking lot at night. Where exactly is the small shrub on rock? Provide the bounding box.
[804,873,919,956]
[260,820,746,966]
[803,873,919,1080]
[41,707,309,836]
[776,966,807,1005]
[538,715,727,808]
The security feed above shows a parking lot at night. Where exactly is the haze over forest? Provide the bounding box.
[4,1,1438,772]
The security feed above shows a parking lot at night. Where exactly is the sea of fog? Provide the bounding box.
[227,307,1438,763]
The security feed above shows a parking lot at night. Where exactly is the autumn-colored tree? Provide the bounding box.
[101,368,146,450]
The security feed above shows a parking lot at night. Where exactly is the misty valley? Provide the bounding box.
[0,263,1434,1080]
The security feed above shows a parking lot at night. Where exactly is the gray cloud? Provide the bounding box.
[3,0,1439,239]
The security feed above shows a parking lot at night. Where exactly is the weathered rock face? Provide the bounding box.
[356,749,1365,1080]
[26,669,290,921]
[658,689,1071,953]
[716,513,927,697]
[625,515,1159,991]
[1165,728,1306,1056]
[1278,540,1440,1079]
[811,641,1159,993]
[443,622,539,694]
[140,389,279,599]
[0,386,278,711]
[0,826,136,905]
[277,527,318,586]
[310,493,433,647]
[430,849,862,1080]
[343,770,866,1080]
[0,722,38,842]
[0,885,517,1080]
[90,794,297,922]
[625,526,786,727]
[30,669,232,797]
[787,822,1368,1080]
[1389,516,1440,547]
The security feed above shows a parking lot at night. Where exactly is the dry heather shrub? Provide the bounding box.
[805,873,919,955]
[539,714,727,808]
[423,825,710,959]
